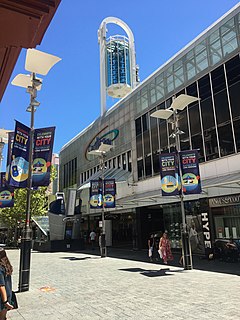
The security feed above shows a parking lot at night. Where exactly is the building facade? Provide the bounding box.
[60,4,240,253]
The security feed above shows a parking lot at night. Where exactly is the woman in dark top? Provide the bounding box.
[0,248,14,320]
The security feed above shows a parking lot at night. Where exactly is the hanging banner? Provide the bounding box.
[179,149,201,195]
[8,121,30,188]
[0,172,14,208]
[104,179,116,208]
[5,132,14,183]
[32,127,55,187]
[90,179,103,209]
[159,153,180,196]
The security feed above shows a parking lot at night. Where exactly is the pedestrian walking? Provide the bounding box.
[89,230,97,250]
[148,233,155,262]
[0,248,15,320]
[159,232,173,264]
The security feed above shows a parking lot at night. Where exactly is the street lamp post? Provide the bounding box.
[12,49,61,292]
[88,140,113,257]
[151,94,200,270]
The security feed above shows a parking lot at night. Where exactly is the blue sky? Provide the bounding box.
[0,0,239,169]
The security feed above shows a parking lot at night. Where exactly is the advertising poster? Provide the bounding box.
[5,131,14,183]
[32,127,55,187]
[104,179,116,208]
[159,153,180,196]
[0,172,14,208]
[179,150,201,195]
[8,121,30,188]
[90,180,103,209]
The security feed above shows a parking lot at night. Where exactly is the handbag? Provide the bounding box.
[11,291,18,309]
[158,248,163,259]
[148,247,153,257]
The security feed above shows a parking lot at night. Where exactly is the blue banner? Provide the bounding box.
[8,121,30,188]
[32,127,55,187]
[5,132,14,183]
[0,172,14,208]
[104,179,116,208]
[159,153,180,196]
[179,150,202,195]
[90,180,103,209]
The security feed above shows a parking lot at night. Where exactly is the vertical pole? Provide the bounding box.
[100,152,106,257]
[174,111,192,270]
[18,73,36,292]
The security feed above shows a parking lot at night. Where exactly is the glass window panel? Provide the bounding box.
[213,90,230,125]
[209,30,222,66]
[159,120,168,151]
[174,60,184,88]
[143,130,151,155]
[218,123,234,157]
[195,41,208,72]
[135,118,142,136]
[186,50,196,80]
[155,74,165,101]
[141,88,148,111]
[136,135,143,158]
[186,82,198,97]
[165,98,172,109]
[201,98,215,131]
[233,119,240,152]
[198,74,211,100]
[136,97,141,113]
[149,81,156,105]
[189,103,201,135]
[150,107,159,153]
[221,18,238,57]
[142,114,148,132]
[191,134,205,163]
[211,65,226,93]
[225,55,240,86]
[165,66,174,93]
[127,151,132,172]
[178,110,190,151]
[204,129,219,161]
[229,82,240,119]
[153,153,160,174]
[145,155,152,177]
[137,159,144,180]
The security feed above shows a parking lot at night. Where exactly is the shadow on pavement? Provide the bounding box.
[119,267,184,277]
[73,246,240,276]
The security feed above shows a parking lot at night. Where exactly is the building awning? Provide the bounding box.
[117,172,240,209]
[78,168,132,191]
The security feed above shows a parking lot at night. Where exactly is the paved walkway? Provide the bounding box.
[6,249,240,320]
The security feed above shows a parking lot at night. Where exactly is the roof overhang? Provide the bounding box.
[0,0,61,101]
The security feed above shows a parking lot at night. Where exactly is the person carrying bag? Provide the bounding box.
[0,248,17,320]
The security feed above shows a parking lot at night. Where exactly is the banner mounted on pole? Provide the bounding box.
[5,132,14,183]
[159,153,180,196]
[90,180,103,209]
[0,172,14,208]
[104,179,116,208]
[179,149,201,195]
[8,121,30,188]
[32,126,55,187]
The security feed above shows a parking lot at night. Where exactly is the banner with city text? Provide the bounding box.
[159,153,180,196]
[0,172,14,208]
[179,149,201,195]
[104,179,116,208]
[8,121,30,188]
[90,179,103,209]
[6,132,14,183]
[32,126,55,187]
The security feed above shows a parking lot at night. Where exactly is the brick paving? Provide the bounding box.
[5,249,240,320]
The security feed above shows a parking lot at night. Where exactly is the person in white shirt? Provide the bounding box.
[89,230,97,250]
